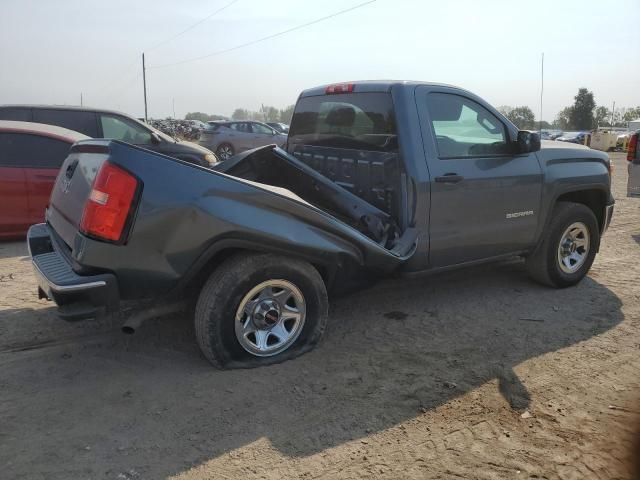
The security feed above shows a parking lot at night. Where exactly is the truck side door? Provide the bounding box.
[415,86,543,268]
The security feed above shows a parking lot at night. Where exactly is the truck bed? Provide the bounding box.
[43,140,416,301]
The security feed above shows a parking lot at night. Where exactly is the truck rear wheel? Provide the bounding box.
[194,253,328,368]
[525,202,599,288]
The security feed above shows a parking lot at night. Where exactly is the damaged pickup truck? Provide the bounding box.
[27,81,614,368]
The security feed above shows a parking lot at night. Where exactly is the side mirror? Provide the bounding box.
[151,132,162,145]
[517,130,541,153]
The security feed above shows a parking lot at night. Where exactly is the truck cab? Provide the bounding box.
[285,81,611,271]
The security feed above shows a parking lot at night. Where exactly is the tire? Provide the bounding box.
[216,143,234,161]
[194,253,328,369]
[525,202,600,288]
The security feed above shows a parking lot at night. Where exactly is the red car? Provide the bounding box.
[0,121,87,239]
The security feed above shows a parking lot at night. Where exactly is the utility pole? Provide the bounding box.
[539,52,544,132]
[611,101,615,127]
[142,53,148,122]
[80,92,83,106]
[172,98,176,119]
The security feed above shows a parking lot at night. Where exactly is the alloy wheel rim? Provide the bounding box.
[218,146,233,159]
[557,222,590,274]
[234,279,306,357]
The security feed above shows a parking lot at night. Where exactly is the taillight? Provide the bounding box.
[325,83,355,94]
[80,161,139,242]
[628,133,638,161]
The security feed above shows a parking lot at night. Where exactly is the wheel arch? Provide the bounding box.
[177,240,338,297]
[554,188,608,234]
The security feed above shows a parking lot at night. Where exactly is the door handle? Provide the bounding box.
[434,173,464,184]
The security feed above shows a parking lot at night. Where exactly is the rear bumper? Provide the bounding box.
[27,223,119,320]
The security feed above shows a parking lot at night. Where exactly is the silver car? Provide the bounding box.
[198,121,287,160]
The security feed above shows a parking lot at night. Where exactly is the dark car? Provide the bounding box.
[27,81,614,369]
[199,121,287,160]
[266,122,290,134]
[0,105,218,167]
[0,120,88,238]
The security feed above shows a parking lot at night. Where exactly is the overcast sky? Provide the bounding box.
[1,0,638,121]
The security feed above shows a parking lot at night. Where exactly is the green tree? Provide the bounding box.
[594,106,611,127]
[185,112,210,122]
[569,88,595,130]
[538,120,552,129]
[497,105,513,117]
[232,108,249,120]
[505,106,536,129]
[554,107,574,130]
[279,105,295,123]
[623,107,640,122]
[261,106,280,122]
[185,112,227,122]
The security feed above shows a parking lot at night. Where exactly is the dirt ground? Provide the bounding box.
[1,152,639,480]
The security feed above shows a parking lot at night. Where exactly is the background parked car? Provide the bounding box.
[549,130,564,140]
[556,131,588,144]
[199,121,287,160]
[0,120,88,238]
[266,122,290,134]
[0,105,217,167]
[628,130,639,197]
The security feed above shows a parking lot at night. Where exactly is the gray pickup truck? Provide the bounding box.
[27,81,614,369]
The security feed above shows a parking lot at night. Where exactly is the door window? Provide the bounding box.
[229,122,250,133]
[426,93,509,158]
[100,115,153,145]
[33,109,99,137]
[0,133,71,168]
[251,123,274,135]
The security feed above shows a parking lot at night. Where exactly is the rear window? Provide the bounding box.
[0,107,32,121]
[32,109,99,137]
[0,133,71,168]
[288,93,397,152]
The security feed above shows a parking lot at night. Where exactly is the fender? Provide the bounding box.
[532,149,612,249]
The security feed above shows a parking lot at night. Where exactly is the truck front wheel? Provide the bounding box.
[194,253,328,368]
[525,202,600,288]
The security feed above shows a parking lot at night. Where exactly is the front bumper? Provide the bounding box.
[27,223,119,320]
[603,203,614,234]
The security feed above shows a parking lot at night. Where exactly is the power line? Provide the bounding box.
[93,0,240,98]
[149,0,377,69]
[146,0,241,52]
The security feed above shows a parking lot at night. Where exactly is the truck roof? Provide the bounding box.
[299,80,472,98]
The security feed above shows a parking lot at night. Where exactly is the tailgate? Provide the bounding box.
[47,142,110,247]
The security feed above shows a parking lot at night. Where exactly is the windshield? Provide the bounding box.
[288,92,398,152]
